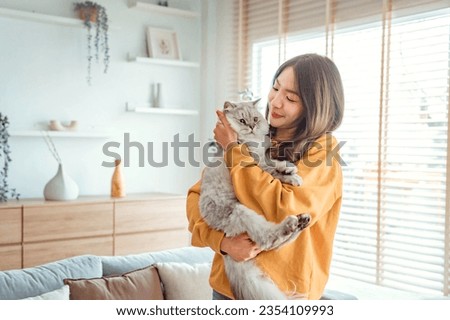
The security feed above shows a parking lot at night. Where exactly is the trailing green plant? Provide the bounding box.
[0,113,19,202]
[74,1,110,85]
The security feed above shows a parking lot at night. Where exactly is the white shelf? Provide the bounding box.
[0,7,120,29]
[128,0,199,18]
[0,7,86,27]
[10,130,110,138]
[128,55,200,68]
[126,104,198,116]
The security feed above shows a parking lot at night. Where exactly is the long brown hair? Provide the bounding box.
[266,53,344,162]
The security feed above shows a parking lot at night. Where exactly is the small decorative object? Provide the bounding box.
[74,1,110,85]
[152,83,162,108]
[111,159,125,198]
[146,27,181,60]
[0,113,19,202]
[48,120,78,131]
[44,164,80,201]
[238,88,254,101]
[42,132,79,201]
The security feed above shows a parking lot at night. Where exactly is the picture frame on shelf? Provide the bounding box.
[146,27,181,60]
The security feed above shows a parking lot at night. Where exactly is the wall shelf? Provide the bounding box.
[0,7,120,29]
[128,55,200,68]
[9,130,110,138]
[127,0,200,19]
[126,104,198,116]
[0,7,86,27]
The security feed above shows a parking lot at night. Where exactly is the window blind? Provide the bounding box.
[376,7,449,295]
[331,12,384,284]
[215,0,240,103]
[332,1,450,295]
[240,0,279,103]
[227,0,450,296]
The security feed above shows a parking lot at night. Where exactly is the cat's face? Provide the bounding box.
[223,99,269,139]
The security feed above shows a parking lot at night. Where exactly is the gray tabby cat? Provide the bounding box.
[200,100,311,300]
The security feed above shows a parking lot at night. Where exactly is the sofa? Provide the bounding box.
[0,246,215,300]
[0,246,355,300]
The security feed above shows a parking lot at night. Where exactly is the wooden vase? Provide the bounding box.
[111,159,125,198]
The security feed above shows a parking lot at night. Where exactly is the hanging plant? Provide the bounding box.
[74,1,110,85]
[0,113,19,202]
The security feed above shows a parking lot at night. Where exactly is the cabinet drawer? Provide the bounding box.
[0,208,21,245]
[115,198,187,234]
[0,245,22,271]
[115,229,190,255]
[23,236,113,268]
[24,203,113,242]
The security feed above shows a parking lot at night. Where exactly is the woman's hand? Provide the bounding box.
[220,233,262,262]
[214,110,238,150]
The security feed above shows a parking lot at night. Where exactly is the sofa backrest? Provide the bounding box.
[0,255,103,300]
[101,246,214,276]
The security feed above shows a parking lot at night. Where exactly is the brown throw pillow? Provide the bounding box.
[64,265,164,300]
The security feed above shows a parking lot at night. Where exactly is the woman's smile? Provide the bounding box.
[271,112,283,119]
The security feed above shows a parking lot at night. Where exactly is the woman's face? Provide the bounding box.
[268,66,304,136]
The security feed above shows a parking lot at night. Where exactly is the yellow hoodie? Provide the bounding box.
[186,133,343,299]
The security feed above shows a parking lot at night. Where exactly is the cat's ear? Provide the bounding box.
[223,101,236,113]
[252,98,261,107]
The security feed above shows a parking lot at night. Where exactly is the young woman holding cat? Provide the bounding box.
[186,53,345,300]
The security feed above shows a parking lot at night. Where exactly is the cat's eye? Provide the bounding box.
[253,117,258,122]
[240,119,246,124]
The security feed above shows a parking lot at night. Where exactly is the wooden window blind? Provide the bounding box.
[227,0,450,296]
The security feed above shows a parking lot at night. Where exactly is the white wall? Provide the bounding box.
[200,0,237,149]
[0,0,210,198]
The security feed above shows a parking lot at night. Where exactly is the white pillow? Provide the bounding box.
[22,285,70,300]
[155,262,212,300]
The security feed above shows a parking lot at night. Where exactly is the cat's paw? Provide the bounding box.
[279,174,303,186]
[296,213,311,230]
[282,215,300,236]
[275,160,298,175]
[283,214,310,235]
[264,214,311,251]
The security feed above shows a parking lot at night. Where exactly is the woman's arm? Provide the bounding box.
[186,179,262,261]
[186,179,224,253]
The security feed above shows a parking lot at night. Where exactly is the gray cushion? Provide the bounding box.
[0,255,102,300]
[101,246,214,276]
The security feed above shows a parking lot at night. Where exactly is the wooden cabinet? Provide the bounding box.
[116,229,189,256]
[0,206,22,270]
[23,237,114,268]
[0,193,189,270]
[0,207,21,244]
[115,197,187,234]
[22,201,114,267]
[115,196,189,255]
[0,245,22,270]
[24,202,113,242]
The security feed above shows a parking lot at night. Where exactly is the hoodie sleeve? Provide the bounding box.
[186,179,225,254]
[224,134,343,226]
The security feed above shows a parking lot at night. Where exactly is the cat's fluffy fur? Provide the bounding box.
[200,100,310,300]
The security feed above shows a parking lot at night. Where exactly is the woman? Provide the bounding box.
[186,53,345,299]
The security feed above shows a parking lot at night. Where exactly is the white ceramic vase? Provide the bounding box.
[44,164,79,201]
